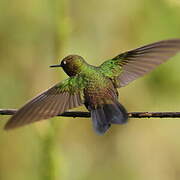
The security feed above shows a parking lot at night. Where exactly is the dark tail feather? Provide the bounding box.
[91,106,111,135]
[91,102,128,134]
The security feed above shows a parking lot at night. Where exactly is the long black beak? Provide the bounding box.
[49,64,62,68]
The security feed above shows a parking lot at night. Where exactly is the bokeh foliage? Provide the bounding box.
[0,0,180,179]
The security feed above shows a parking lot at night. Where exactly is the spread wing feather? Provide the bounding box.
[5,76,85,130]
[100,39,180,87]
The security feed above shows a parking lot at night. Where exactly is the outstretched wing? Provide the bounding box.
[5,76,86,130]
[100,39,180,87]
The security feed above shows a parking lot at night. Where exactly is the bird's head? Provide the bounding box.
[50,55,86,76]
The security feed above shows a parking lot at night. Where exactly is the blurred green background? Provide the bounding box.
[0,0,180,179]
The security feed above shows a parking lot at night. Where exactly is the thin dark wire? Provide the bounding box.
[1,109,180,118]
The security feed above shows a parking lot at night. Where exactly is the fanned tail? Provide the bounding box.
[91,101,128,134]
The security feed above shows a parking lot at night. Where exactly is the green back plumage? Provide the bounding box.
[99,59,123,78]
[58,76,86,93]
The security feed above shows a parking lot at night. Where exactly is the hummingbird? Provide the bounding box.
[4,39,180,134]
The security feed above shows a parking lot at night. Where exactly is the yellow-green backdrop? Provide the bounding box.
[0,0,180,179]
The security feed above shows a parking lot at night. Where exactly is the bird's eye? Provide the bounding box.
[63,61,67,65]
